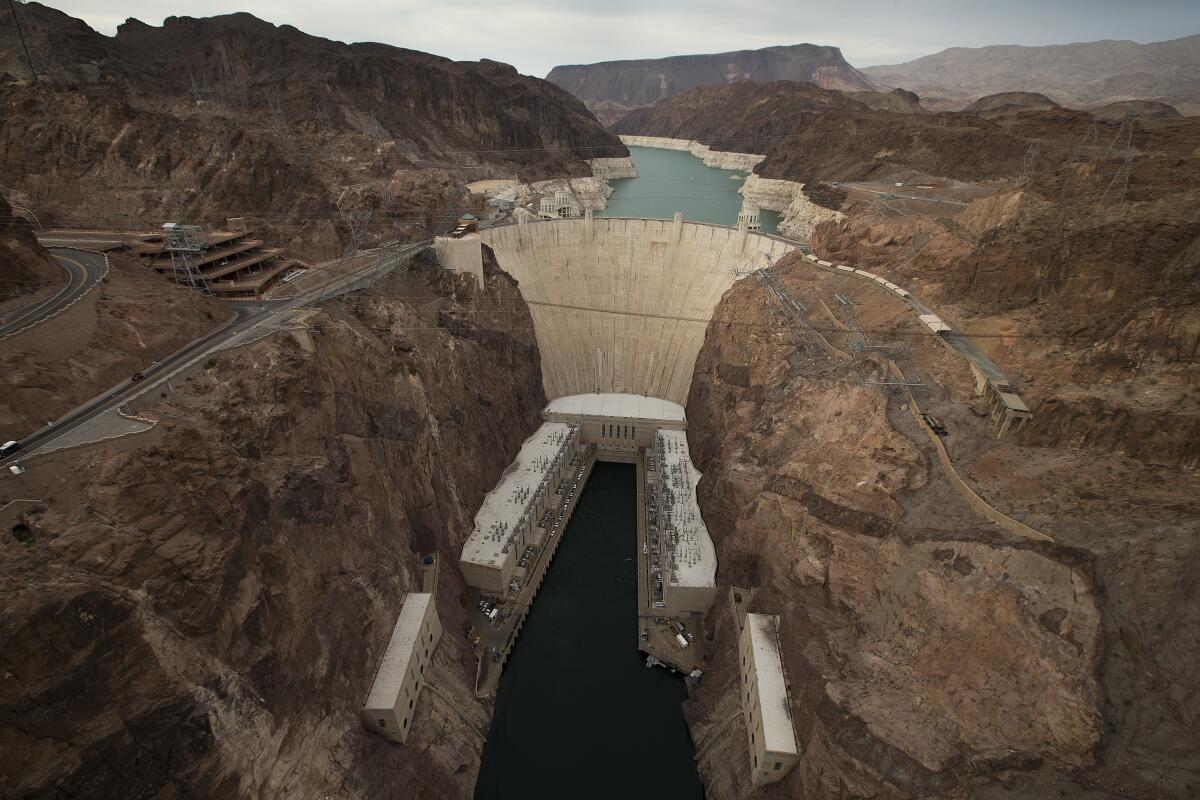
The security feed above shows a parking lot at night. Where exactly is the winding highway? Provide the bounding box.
[0,248,108,341]
[1,239,430,466]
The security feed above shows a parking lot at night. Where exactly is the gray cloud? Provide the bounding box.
[42,0,1200,77]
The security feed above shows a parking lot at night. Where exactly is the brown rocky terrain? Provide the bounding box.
[0,191,61,305]
[684,250,1200,798]
[615,81,1093,183]
[0,250,224,436]
[863,34,1200,114]
[616,79,1200,469]
[0,4,624,259]
[0,249,546,798]
[547,44,877,125]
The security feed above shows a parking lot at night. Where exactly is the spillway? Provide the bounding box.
[479,216,797,404]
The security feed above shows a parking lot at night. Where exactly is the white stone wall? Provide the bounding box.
[618,135,765,172]
[589,157,639,179]
[480,218,795,404]
[740,175,844,240]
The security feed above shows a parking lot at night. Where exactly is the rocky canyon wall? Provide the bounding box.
[682,253,1108,798]
[0,251,546,798]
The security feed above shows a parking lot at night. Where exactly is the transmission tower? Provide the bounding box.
[162,223,210,293]
[1098,115,1135,205]
[1103,114,1134,159]
[1018,142,1041,183]
[1099,147,1134,205]
[1068,117,1100,164]
[337,201,374,257]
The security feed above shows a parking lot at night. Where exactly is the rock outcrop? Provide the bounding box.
[0,5,625,259]
[548,44,877,124]
[683,254,1103,797]
[0,251,546,798]
[0,191,60,304]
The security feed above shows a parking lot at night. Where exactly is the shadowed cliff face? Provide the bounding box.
[0,192,60,303]
[0,252,546,798]
[0,5,624,258]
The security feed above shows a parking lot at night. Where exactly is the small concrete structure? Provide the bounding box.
[739,613,800,787]
[737,199,761,231]
[362,592,442,744]
[434,232,484,285]
[919,313,951,334]
[987,380,1033,438]
[459,423,583,595]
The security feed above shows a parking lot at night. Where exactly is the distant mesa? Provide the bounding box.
[862,34,1200,114]
[962,91,1062,119]
[1089,99,1182,121]
[546,44,879,125]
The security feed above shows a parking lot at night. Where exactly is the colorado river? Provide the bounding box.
[474,462,704,799]
[599,145,782,233]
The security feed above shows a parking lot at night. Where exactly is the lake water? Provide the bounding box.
[598,145,782,233]
[474,462,704,800]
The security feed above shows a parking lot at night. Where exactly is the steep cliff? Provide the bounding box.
[0,251,547,798]
[0,191,61,304]
[683,253,1116,797]
[0,5,625,259]
[547,45,877,125]
[683,250,1199,798]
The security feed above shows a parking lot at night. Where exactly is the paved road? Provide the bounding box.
[0,248,107,341]
[2,240,429,466]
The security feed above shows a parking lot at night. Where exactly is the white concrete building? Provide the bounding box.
[459,422,583,594]
[544,392,686,461]
[739,613,800,787]
[362,592,442,744]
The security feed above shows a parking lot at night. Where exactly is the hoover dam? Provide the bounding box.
[478,214,797,403]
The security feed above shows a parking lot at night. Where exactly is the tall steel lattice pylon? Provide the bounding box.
[163,223,210,293]
[1099,115,1135,205]
[1068,117,1101,164]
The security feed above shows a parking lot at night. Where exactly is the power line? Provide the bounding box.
[6,0,38,82]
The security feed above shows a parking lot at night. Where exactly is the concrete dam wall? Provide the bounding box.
[479,217,797,404]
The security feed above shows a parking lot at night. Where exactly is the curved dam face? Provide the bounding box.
[479,217,798,404]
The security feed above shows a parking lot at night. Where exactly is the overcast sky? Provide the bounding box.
[43,0,1200,77]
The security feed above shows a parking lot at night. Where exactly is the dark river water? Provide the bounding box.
[598,145,782,233]
[474,462,704,799]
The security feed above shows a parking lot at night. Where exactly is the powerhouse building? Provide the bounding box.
[459,423,584,595]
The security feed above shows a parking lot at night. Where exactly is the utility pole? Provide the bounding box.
[162,223,210,293]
